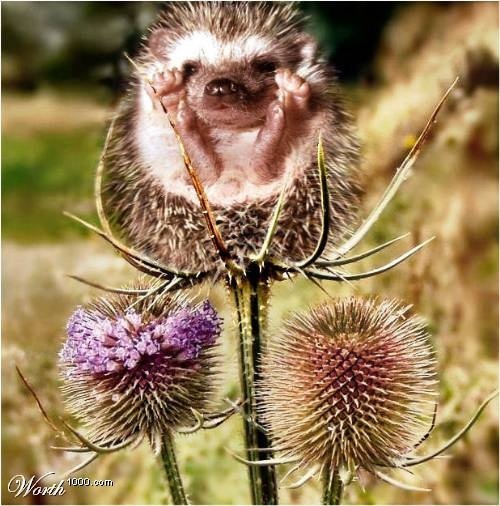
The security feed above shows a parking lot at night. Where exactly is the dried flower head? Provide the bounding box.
[59,289,221,451]
[259,298,437,475]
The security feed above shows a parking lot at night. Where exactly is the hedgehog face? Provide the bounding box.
[165,31,284,128]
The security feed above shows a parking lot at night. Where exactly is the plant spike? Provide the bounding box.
[252,176,290,263]
[306,237,435,281]
[226,448,300,467]
[67,275,151,295]
[64,212,202,282]
[163,99,243,276]
[374,469,430,492]
[177,409,204,434]
[294,134,331,268]
[61,453,99,479]
[331,78,458,260]
[51,434,138,454]
[94,109,119,238]
[283,466,317,489]
[404,390,498,467]
[60,420,138,454]
[16,365,61,434]
[316,233,410,267]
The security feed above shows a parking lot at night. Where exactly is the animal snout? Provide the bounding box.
[204,78,242,96]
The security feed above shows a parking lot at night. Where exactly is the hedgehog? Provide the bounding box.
[101,1,361,273]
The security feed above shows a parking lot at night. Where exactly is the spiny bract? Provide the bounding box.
[259,298,437,474]
[59,289,221,452]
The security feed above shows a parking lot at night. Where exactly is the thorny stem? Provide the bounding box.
[230,267,278,505]
[160,432,189,505]
[322,468,343,505]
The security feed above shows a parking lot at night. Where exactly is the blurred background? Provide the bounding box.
[2,1,498,504]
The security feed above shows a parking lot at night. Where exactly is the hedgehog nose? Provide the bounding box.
[204,78,240,96]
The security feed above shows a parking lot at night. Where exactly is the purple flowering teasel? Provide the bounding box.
[59,289,222,453]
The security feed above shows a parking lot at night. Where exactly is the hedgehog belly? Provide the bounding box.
[103,161,359,275]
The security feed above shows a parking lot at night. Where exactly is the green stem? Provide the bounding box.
[160,432,188,505]
[322,468,343,505]
[230,268,278,505]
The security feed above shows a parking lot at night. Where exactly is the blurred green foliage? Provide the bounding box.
[2,129,99,240]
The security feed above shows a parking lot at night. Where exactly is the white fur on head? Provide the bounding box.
[166,30,270,68]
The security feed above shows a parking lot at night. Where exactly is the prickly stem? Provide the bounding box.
[230,270,278,505]
[322,468,343,505]
[160,432,189,505]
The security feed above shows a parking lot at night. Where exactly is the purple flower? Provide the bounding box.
[60,300,219,377]
[58,289,222,448]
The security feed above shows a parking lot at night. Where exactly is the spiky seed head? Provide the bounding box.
[59,289,221,452]
[259,298,437,473]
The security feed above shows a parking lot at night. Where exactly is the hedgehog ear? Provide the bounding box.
[147,28,170,59]
[298,33,319,64]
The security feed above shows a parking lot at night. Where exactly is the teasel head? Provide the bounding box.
[58,287,222,454]
[259,298,438,483]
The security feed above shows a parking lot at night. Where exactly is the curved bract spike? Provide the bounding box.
[177,408,204,434]
[60,453,99,479]
[225,447,299,467]
[293,134,330,268]
[60,420,138,454]
[404,390,498,467]
[94,109,119,238]
[332,78,458,260]
[15,365,61,434]
[123,52,150,84]
[125,278,174,312]
[252,175,290,263]
[50,445,93,453]
[166,111,243,276]
[63,212,201,281]
[50,433,138,454]
[316,233,410,267]
[201,399,243,429]
[414,401,438,448]
[374,469,430,492]
[306,237,435,282]
[67,275,150,295]
[282,466,318,489]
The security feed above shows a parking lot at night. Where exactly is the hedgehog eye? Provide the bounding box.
[183,61,199,77]
[253,59,277,74]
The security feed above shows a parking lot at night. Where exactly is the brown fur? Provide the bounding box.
[102,2,362,274]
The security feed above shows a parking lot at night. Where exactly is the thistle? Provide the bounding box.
[59,291,221,451]
[259,299,436,478]
[254,299,497,503]
[56,288,223,504]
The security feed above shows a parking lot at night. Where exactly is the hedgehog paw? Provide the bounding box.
[149,68,185,111]
[275,69,311,112]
